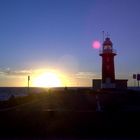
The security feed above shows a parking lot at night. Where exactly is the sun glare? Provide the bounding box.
[33,72,62,87]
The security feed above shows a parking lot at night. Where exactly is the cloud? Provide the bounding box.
[0,68,32,77]
[75,72,100,79]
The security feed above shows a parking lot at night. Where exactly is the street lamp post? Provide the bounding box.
[137,74,140,88]
[28,76,30,94]
[133,74,136,87]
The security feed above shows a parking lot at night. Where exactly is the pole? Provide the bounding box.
[28,76,30,94]
[102,31,105,42]
[137,74,140,88]
[133,74,136,87]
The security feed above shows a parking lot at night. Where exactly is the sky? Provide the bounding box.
[0,0,140,87]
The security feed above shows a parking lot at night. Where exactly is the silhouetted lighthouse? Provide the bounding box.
[100,37,117,88]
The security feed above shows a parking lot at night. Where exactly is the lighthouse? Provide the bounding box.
[100,37,116,88]
[92,36,127,89]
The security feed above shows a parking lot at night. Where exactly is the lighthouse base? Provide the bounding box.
[101,83,116,89]
[92,79,128,90]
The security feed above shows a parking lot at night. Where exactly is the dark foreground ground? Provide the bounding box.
[0,88,140,140]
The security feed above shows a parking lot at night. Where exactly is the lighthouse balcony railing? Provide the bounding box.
[99,49,117,55]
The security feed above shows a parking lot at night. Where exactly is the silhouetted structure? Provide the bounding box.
[100,37,116,88]
[93,37,128,89]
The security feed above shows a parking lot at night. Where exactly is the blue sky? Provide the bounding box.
[0,0,140,86]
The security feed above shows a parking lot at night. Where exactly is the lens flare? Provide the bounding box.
[92,40,101,49]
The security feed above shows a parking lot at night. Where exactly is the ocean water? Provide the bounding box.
[0,87,48,101]
[0,87,88,101]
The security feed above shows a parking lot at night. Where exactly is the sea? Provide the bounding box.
[0,87,48,101]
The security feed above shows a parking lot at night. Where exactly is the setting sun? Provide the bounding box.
[33,72,62,87]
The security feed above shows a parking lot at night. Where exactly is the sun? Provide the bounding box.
[33,72,62,87]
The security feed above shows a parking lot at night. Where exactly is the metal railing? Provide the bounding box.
[99,49,117,55]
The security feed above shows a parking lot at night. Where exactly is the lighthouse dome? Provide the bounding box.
[103,37,113,46]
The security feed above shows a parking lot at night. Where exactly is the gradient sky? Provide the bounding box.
[0,0,140,87]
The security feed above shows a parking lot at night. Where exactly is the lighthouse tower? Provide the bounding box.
[100,37,117,88]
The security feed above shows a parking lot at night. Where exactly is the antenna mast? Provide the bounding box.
[102,31,105,42]
[106,32,110,37]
